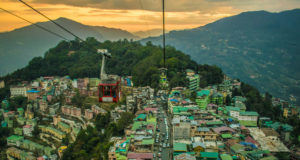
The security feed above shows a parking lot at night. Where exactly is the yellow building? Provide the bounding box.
[283,108,289,118]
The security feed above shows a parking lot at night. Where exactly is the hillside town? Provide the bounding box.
[0,68,300,160]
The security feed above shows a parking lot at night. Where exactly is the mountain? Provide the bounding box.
[142,9,300,105]
[0,17,138,76]
[133,29,169,39]
[1,38,223,90]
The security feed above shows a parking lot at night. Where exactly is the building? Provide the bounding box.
[27,89,40,101]
[187,74,200,91]
[57,122,71,133]
[196,90,210,110]
[39,126,66,139]
[7,135,24,147]
[10,86,28,97]
[0,80,5,88]
[238,111,259,127]
[191,127,217,141]
[85,109,93,120]
[14,128,23,135]
[226,106,240,119]
[173,122,191,140]
[23,125,34,137]
[39,100,48,112]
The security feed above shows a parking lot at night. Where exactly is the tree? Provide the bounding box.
[116,112,134,135]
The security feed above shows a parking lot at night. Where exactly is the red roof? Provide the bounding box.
[127,153,153,160]
[245,136,260,146]
[144,108,157,112]
[23,125,32,128]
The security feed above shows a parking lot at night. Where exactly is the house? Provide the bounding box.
[192,142,205,152]
[238,111,259,127]
[23,125,34,137]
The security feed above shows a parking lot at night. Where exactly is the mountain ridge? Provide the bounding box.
[141,9,300,105]
[0,17,138,76]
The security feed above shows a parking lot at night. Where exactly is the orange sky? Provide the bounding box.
[1,0,300,33]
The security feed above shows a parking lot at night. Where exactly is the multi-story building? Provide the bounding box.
[238,111,259,127]
[10,86,28,97]
[191,127,217,141]
[23,125,33,137]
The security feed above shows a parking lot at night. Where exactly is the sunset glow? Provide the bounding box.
[1,0,300,32]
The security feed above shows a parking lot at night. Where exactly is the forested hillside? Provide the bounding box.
[1,37,224,89]
[142,9,300,105]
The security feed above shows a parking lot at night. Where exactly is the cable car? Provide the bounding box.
[98,79,120,102]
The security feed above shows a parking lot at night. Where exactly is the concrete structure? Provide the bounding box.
[191,127,217,141]
[173,122,191,140]
[10,86,28,97]
[23,125,33,137]
[238,111,259,127]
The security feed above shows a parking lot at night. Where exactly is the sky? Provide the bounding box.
[1,0,300,33]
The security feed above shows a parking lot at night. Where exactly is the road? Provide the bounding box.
[154,94,172,160]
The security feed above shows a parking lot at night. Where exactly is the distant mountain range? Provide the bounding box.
[133,29,168,39]
[142,9,300,105]
[0,17,137,76]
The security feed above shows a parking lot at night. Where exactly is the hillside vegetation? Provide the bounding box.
[1,38,224,89]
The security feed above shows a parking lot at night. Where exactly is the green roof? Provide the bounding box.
[239,120,257,127]
[240,111,259,116]
[174,143,187,152]
[221,134,232,139]
[231,144,245,153]
[141,139,154,145]
[206,121,224,126]
[134,114,147,120]
[7,135,24,141]
[197,90,210,97]
[220,154,233,160]
[58,122,71,129]
[200,152,219,158]
[226,106,240,112]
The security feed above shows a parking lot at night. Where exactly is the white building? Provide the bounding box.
[23,125,33,137]
[10,86,28,97]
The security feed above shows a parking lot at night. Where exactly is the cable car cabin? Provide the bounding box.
[98,80,120,103]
